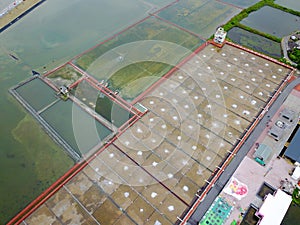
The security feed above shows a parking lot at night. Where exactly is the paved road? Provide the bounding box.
[0,0,12,11]
[187,76,300,225]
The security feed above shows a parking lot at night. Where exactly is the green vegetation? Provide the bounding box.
[271,1,300,17]
[75,17,202,71]
[292,187,300,205]
[288,48,300,65]
[223,0,300,33]
[286,31,300,69]
[48,65,82,80]
[279,57,294,67]
[107,61,172,100]
[74,16,202,101]
[8,114,74,222]
[223,0,273,31]
[237,23,281,43]
[223,0,284,43]
[158,0,239,39]
[12,115,74,184]
[47,64,82,88]
[222,0,300,65]
[60,93,69,101]
[95,95,133,127]
[227,27,282,58]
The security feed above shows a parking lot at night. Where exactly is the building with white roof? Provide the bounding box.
[256,189,292,225]
[213,27,227,45]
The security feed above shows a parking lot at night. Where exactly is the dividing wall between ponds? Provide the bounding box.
[10,76,113,162]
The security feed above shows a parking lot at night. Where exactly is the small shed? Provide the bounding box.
[213,27,227,44]
[253,144,272,162]
[60,85,69,95]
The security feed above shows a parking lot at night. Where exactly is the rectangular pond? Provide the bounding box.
[220,0,260,8]
[95,94,134,128]
[143,0,176,8]
[227,27,282,58]
[15,77,58,111]
[240,6,300,38]
[40,99,112,157]
[157,0,240,39]
[276,0,300,12]
[73,79,135,127]
[75,16,203,71]
[74,16,203,101]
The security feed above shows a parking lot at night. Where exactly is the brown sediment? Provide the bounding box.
[0,0,42,30]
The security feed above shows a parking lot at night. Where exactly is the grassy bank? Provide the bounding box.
[224,0,300,32]
[221,0,300,63]
[223,0,300,43]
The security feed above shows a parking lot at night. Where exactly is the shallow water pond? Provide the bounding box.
[241,6,300,38]
[227,27,282,58]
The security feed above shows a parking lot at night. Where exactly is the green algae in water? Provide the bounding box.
[15,78,58,111]
[40,99,112,155]
[0,114,74,224]
[95,94,134,128]
[227,27,282,58]
[240,6,300,38]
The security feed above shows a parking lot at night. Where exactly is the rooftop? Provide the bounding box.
[257,189,292,225]
[210,88,300,225]
[285,127,300,163]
